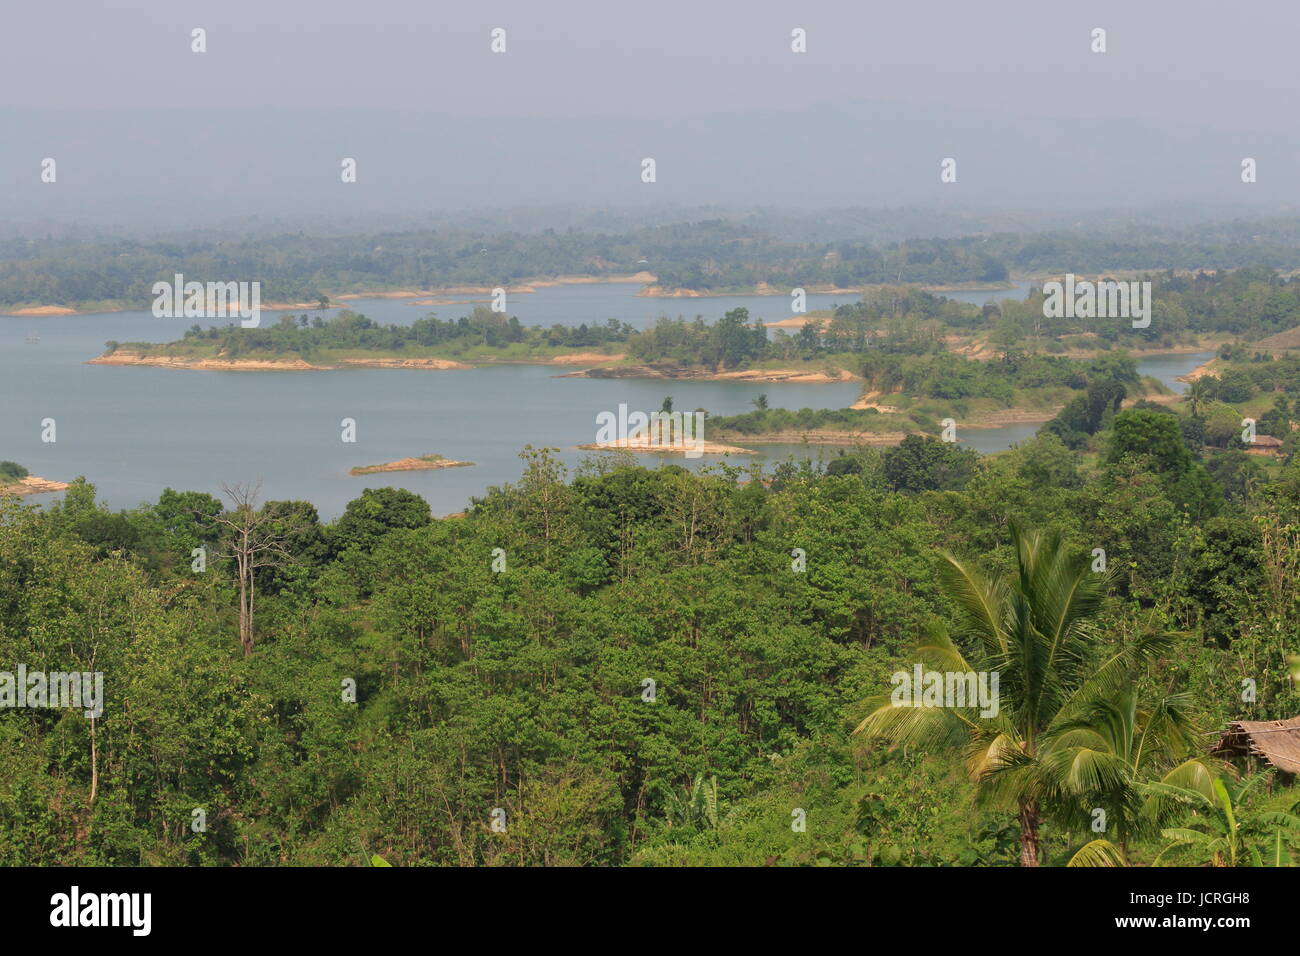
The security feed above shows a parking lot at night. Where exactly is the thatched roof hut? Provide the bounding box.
[1246,435,1285,456]
[1213,717,1300,775]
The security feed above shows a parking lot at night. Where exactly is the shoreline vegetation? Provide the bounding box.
[349,455,474,476]
[578,438,756,456]
[65,272,1298,449]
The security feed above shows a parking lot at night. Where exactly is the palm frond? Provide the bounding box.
[1067,839,1128,867]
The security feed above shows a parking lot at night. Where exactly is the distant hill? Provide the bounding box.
[1254,325,1300,351]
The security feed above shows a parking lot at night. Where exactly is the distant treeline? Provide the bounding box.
[14,219,1300,307]
[829,269,1300,349]
[112,308,636,357]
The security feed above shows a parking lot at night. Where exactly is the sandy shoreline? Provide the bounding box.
[564,364,857,383]
[710,430,911,446]
[87,349,628,371]
[766,315,831,328]
[1178,358,1218,383]
[4,305,80,316]
[0,475,69,496]
[578,438,755,456]
[86,352,472,371]
[547,351,627,365]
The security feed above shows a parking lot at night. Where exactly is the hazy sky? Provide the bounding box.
[2,1,1298,223]
[4,0,1293,125]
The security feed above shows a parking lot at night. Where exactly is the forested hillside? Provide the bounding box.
[13,221,1300,309]
[3,409,1297,865]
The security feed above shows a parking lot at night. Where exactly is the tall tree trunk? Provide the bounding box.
[1018,798,1041,867]
[88,715,98,806]
[237,554,253,656]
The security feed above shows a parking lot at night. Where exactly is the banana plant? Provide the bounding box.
[658,773,720,831]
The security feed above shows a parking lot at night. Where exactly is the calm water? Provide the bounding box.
[333,281,1036,329]
[1,282,1200,519]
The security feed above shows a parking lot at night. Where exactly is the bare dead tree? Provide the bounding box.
[211,481,299,656]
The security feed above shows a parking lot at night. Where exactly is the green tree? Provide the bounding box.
[882,435,979,492]
[856,525,1167,866]
[331,487,432,556]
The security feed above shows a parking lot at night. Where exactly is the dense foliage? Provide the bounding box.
[150,308,636,358]
[14,218,1300,310]
[2,404,1297,865]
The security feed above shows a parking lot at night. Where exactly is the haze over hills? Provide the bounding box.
[2,99,1298,229]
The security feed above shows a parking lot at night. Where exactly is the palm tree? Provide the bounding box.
[1045,686,1216,853]
[1053,688,1220,864]
[856,525,1178,865]
[1187,378,1213,418]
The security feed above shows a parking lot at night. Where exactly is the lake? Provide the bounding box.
[0,281,1206,519]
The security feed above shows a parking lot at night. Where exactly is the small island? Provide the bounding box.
[349,455,474,476]
[89,309,632,371]
[0,461,68,496]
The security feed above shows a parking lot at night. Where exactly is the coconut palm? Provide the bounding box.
[855,525,1182,865]
[1049,687,1221,862]
[1148,774,1300,867]
[1186,377,1213,418]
